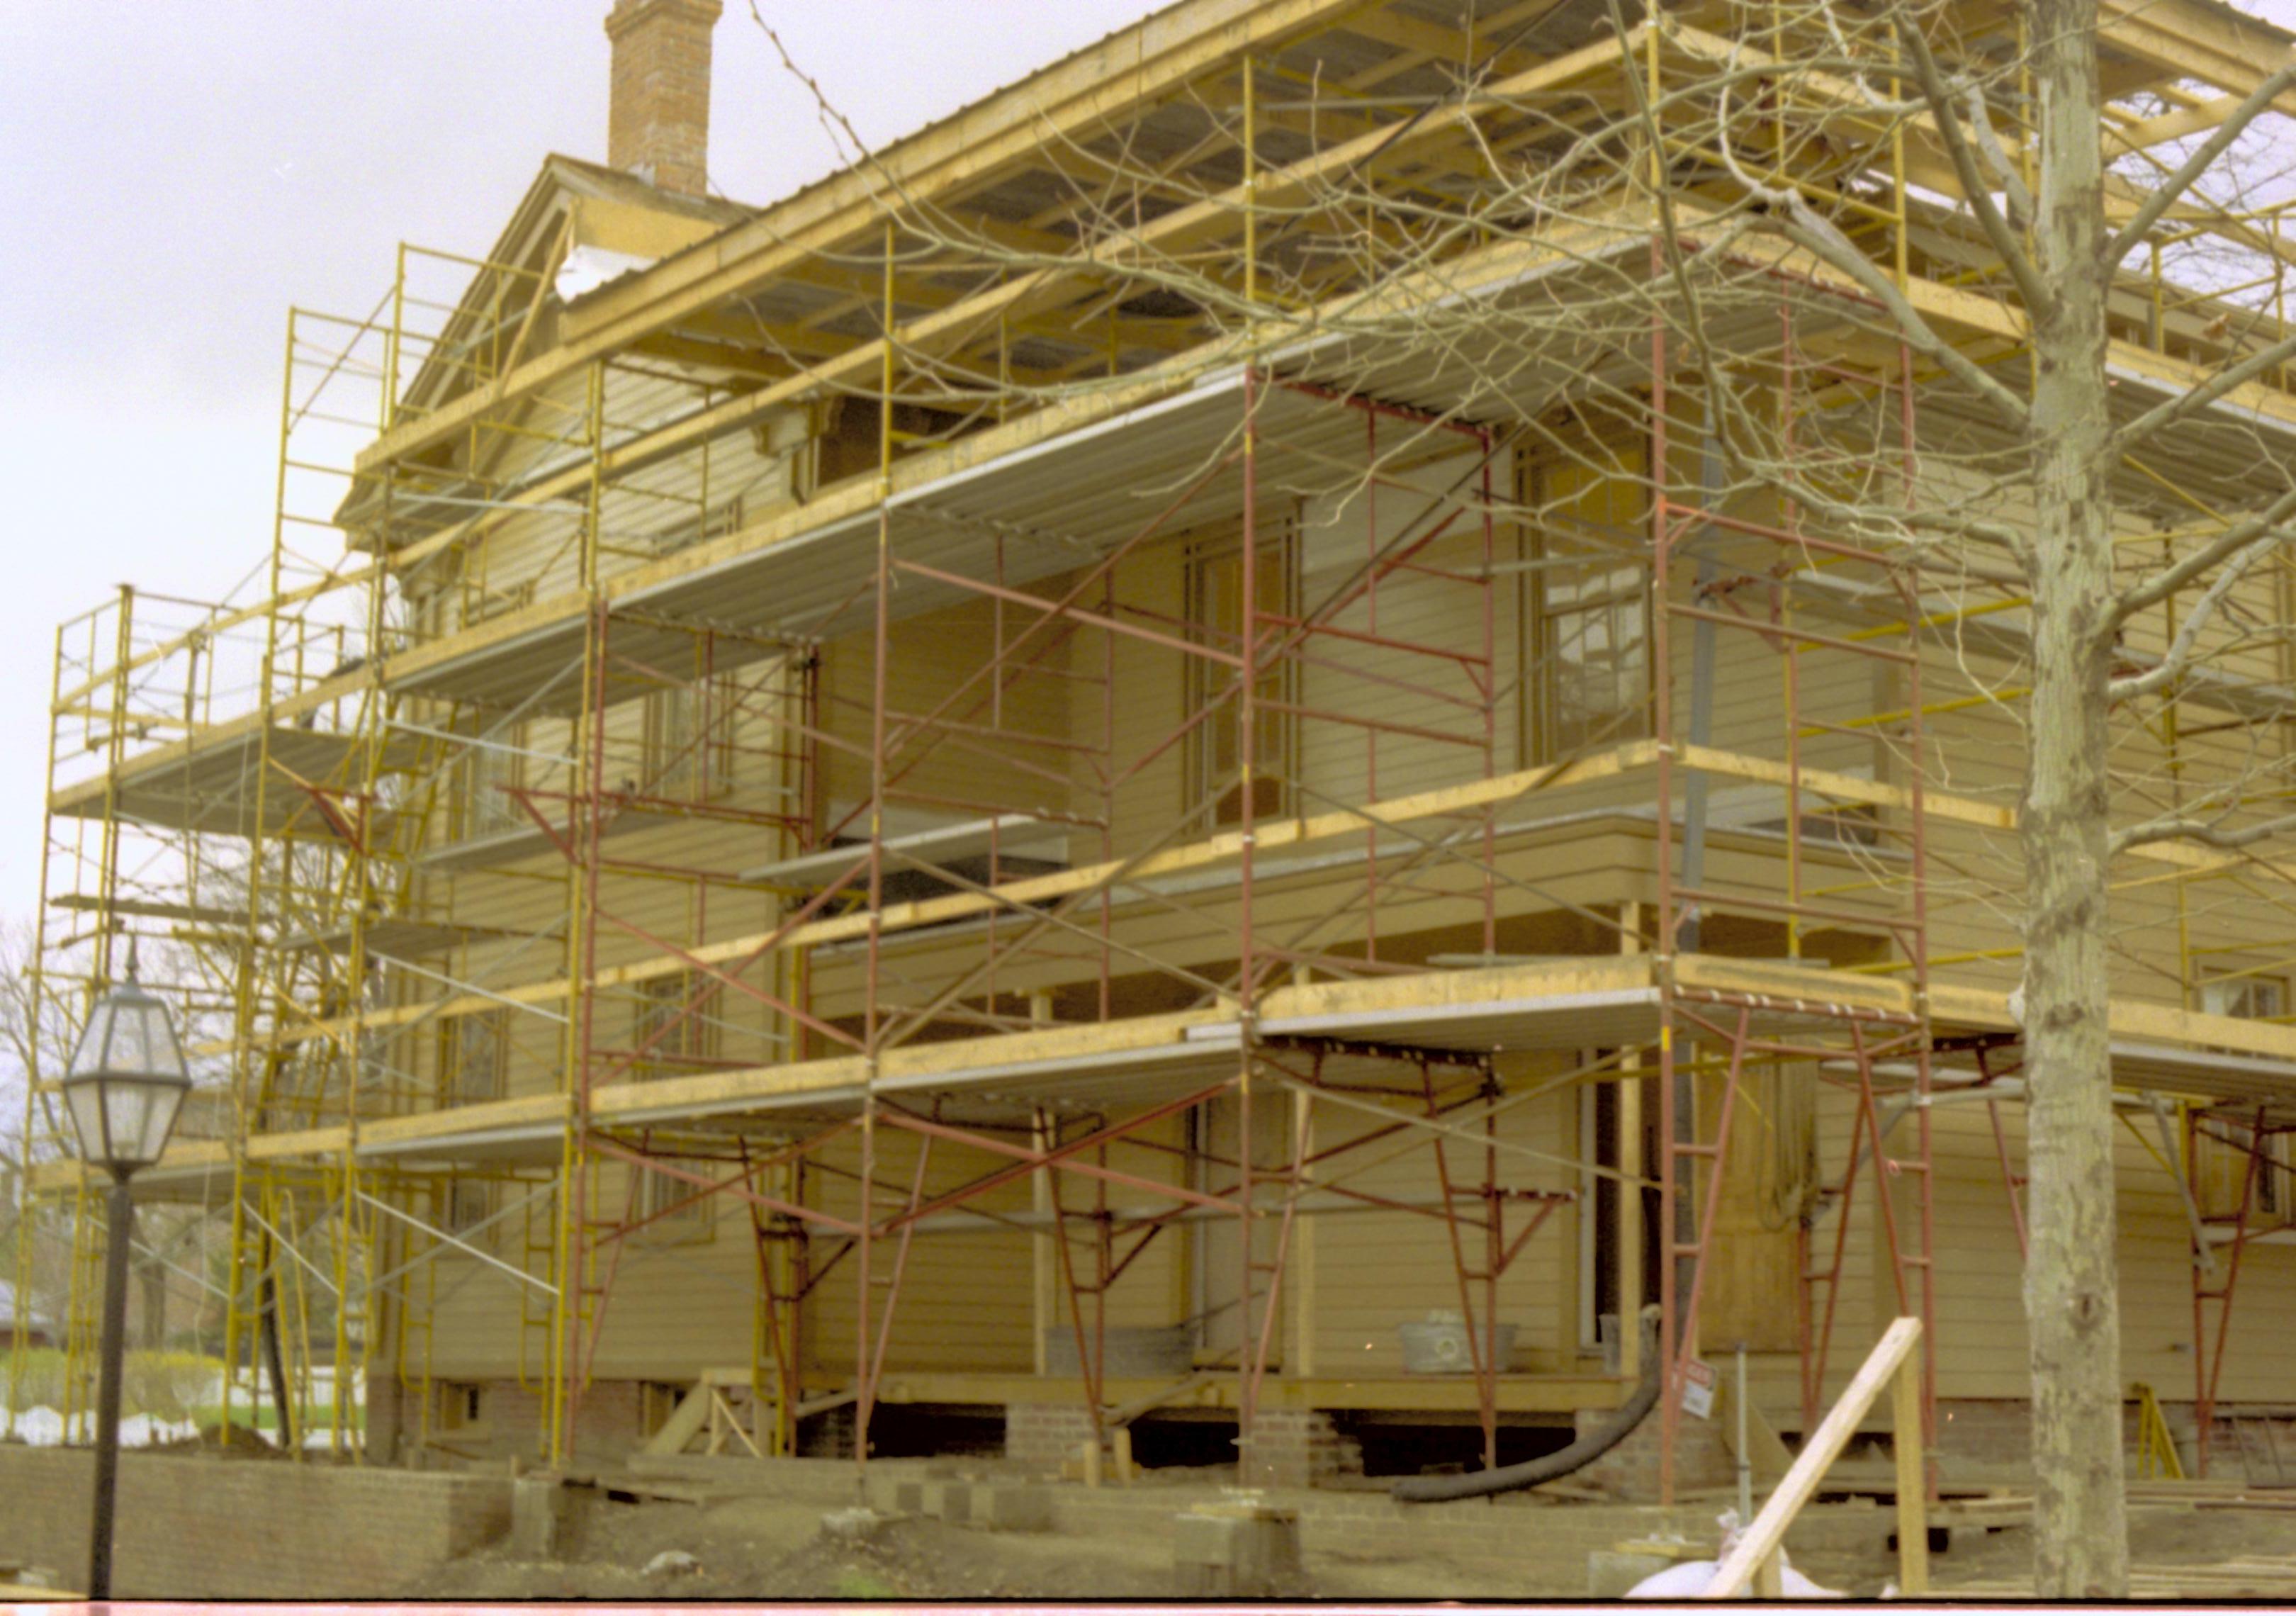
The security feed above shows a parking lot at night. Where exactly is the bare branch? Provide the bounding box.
[2112,807,2296,858]
[2108,532,2276,702]
[1893,13,2056,322]
[1764,202,2034,434]
[2113,484,2296,622]
[2108,325,2296,457]
[2104,64,2296,268]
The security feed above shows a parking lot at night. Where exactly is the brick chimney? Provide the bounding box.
[605,0,724,196]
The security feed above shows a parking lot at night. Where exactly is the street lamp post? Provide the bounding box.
[60,952,191,1602]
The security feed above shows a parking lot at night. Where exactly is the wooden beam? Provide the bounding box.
[2097,0,2296,113]
[1343,0,1570,93]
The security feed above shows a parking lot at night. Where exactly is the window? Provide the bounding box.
[438,1011,507,1109]
[643,681,731,801]
[1186,528,1295,828]
[2201,974,2292,1214]
[2202,973,2286,1025]
[444,1176,494,1238]
[1536,563,1650,758]
[452,730,524,841]
[439,1382,483,1429]
[633,971,718,1078]
[2200,1116,2295,1220]
[1524,447,1650,763]
[638,1162,716,1242]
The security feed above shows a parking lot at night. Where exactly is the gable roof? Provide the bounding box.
[394,153,753,421]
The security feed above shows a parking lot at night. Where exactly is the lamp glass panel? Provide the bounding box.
[105,1005,153,1075]
[114,1079,162,1166]
[131,1077,187,1166]
[63,1079,111,1164]
[145,1004,186,1077]
[66,1001,116,1080]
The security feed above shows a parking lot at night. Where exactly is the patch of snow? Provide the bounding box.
[557,245,656,303]
[1624,1510,1848,1600]
[3,1406,197,1447]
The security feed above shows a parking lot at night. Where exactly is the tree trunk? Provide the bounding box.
[2020,0,2128,1595]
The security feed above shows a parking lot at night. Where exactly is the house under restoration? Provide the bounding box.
[18,0,2296,1499]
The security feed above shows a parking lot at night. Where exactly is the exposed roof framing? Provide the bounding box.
[354,0,1391,481]
[337,0,2296,566]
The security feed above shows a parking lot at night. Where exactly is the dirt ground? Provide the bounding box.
[400,1486,2296,1601]
[404,1496,1181,1602]
[1914,1502,2296,1595]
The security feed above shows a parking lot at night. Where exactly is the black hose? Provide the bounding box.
[1391,1306,1662,1503]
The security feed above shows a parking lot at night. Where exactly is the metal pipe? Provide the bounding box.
[1392,1308,1662,1503]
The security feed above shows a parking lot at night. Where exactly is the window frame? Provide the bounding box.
[1183,520,1298,829]
[1519,445,1653,766]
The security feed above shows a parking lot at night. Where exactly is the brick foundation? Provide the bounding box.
[0,1447,509,1598]
[1571,1403,1736,1498]
[1005,1401,1099,1466]
[1239,1408,1364,1489]
[1008,1403,1362,1488]
[363,1373,648,1465]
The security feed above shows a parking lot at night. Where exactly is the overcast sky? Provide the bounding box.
[0,1,1159,924]
[2,1,2295,928]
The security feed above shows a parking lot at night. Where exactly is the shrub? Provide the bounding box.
[1,1348,225,1421]
[5,1347,69,1412]
[121,1352,225,1420]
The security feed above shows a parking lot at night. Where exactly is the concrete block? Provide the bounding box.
[509,1476,583,1561]
[918,1479,973,1526]
[974,1486,1052,1532]
[862,1473,925,1515]
[1173,1504,1304,1598]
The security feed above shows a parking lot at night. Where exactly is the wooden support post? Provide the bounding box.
[1112,1424,1135,1487]
[1754,1552,1784,1598]
[1891,1338,1930,1595]
[1702,1317,1923,1600]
